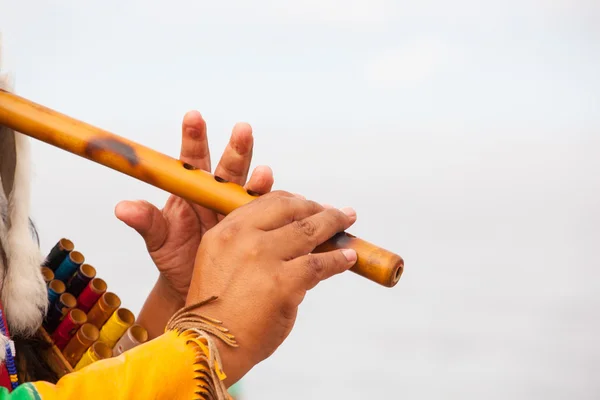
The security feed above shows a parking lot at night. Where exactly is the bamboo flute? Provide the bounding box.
[0,89,404,287]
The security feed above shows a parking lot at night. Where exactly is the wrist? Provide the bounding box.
[154,274,186,309]
[137,275,186,339]
[181,299,251,387]
[214,339,251,387]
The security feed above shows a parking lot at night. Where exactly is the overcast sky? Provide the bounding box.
[1,1,599,399]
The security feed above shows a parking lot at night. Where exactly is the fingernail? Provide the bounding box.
[339,207,356,220]
[114,201,135,215]
[256,165,273,176]
[341,249,357,263]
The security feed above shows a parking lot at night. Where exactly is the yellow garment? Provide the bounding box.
[0,297,236,400]
[20,329,231,400]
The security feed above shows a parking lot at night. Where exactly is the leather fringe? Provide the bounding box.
[166,296,238,400]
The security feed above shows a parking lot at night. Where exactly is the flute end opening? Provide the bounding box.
[59,238,75,252]
[391,258,404,287]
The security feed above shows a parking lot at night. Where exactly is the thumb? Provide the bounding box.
[115,200,168,253]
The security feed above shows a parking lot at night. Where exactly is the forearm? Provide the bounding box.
[136,276,185,340]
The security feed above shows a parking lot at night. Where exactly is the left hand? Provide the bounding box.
[185,191,358,385]
[114,111,274,334]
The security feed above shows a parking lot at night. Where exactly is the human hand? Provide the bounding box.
[114,111,274,336]
[185,191,358,385]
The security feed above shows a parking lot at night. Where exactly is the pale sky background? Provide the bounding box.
[1,1,600,399]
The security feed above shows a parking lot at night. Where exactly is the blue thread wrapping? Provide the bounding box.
[47,286,61,308]
[54,254,80,281]
[0,309,19,390]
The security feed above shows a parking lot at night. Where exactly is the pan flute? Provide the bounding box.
[39,238,148,377]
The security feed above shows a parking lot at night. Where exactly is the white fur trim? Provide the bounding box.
[2,130,48,335]
[0,42,48,337]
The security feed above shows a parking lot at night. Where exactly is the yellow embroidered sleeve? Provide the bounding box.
[3,299,237,400]
[31,329,231,400]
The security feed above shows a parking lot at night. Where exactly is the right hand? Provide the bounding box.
[116,111,274,304]
[185,191,357,385]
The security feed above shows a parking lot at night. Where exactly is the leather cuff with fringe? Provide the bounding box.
[166,296,238,400]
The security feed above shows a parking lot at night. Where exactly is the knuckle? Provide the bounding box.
[267,190,293,199]
[294,219,318,238]
[215,221,241,244]
[264,192,291,209]
[306,256,326,280]
[246,235,266,259]
[273,267,289,291]
[273,267,284,286]
[201,226,219,243]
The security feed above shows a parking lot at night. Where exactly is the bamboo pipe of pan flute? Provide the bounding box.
[0,89,404,288]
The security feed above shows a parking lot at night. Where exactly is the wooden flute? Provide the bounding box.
[0,89,404,287]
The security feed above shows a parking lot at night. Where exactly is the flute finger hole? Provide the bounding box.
[214,175,229,183]
[246,189,261,197]
[182,162,197,170]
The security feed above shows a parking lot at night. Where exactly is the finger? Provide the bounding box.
[245,165,274,195]
[179,111,221,225]
[114,200,168,253]
[232,191,324,231]
[179,111,210,171]
[216,164,276,223]
[214,122,254,185]
[286,249,357,292]
[272,207,357,258]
